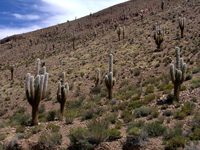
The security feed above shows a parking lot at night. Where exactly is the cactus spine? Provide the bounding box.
[117,25,122,41]
[105,54,116,99]
[57,72,69,120]
[170,47,187,102]
[11,64,14,80]
[154,22,165,50]
[95,69,100,87]
[179,14,186,38]
[71,27,76,50]
[25,58,48,125]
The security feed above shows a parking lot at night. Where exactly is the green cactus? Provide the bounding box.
[25,58,48,125]
[57,72,69,120]
[95,69,100,87]
[170,47,187,102]
[161,0,164,10]
[154,22,165,50]
[179,14,186,38]
[123,26,125,39]
[117,25,122,41]
[71,27,76,50]
[105,54,116,99]
[11,64,14,80]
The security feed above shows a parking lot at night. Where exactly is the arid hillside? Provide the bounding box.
[0,0,200,149]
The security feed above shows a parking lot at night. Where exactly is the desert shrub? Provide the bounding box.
[188,112,200,128]
[81,109,93,121]
[134,107,152,118]
[38,112,47,122]
[156,116,165,124]
[157,83,167,91]
[115,120,123,129]
[8,113,30,126]
[163,128,183,140]
[107,99,117,105]
[191,78,200,89]
[125,127,148,148]
[47,123,60,132]
[106,112,117,124]
[181,102,195,115]
[144,85,154,95]
[184,141,200,150]
[150,106,159,118]
[163,110,172,116]
[163,83,174,94]
[24,132,33,139]
[0,134,6,141]
[5,97,10,101]
[31,125,44,134]
[117,102,126,110]
[163,57,172,66]
[121,110,133,123]
[7,138,19,150]
[90,86,101,94]
[191,97,197,102]
[181,86,187,91]
[16,125,26,133]
[173,101,180,108]
[0,121,6,128]
[165,136,188,150]
[66,99,83,110]
[146,122,167,137]
[119,79,129,88]
[185,72,192,81]
[38,131,62,148]
[134,68,140,76]
[162,104,168,109]
[174,121,184,129]
[127,120,145,132]
[142,76,160,87]
[38,104,45,114]
[189,127,200,140]
[0,110,7,117]
[192,67,199,74]
[65,109,76,124]
[174,110,187,120]
[108,128,122,141]
[47,110,56,121]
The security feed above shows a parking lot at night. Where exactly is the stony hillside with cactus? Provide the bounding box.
[0,0,200,149]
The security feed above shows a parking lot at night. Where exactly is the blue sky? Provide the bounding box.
[0,0,127,39]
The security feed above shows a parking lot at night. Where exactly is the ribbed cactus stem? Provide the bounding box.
[123,26,125,39]
[95,69,100,87]
[117,25,122,41]
[105,54,116,100]
[154,23,165,50]
[179,14,186,38]
[25,59,48,125]
[36,58,40,76]
[42,66,46,75]
[161,0,164,10]
[57,72,69,120]
[109,54,113,73]
[170,47,187,102]
[11,64,14,80]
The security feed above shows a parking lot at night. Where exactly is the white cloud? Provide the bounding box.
[12,13,40,20]
[0,25,41,39]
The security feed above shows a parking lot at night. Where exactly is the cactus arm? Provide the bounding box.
[25,73,32,105]
[177,70,182,81]
[170,64,175,83]
[176,47,180,70]
[57,82,62,103]
[109,54,113,73]
[30,76,35,105]
[36,75,44,106]
[42,73,48,99]
[105,75,110,89]
[108,72,113,87]
[42,66,46,75]
[65,83,69,96]
[36,58,40,76]
[181,63,187,84]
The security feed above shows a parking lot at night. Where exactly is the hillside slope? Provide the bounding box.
[0,0,200,149]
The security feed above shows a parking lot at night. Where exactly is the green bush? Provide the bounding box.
[0,134,6,141]
[115,120,123,129]
[31,125,44,134]
[146,122,166,137]
[181,102,195,115]
[157,83,167,91]
[16,125,26,133]
[163,128,183,140]
[165,136,188,150]
[189,127,200,140]
[106,112,117,124]
[144,85,154,95]
[156,116,165,124]
[65,109,76,124]
[38,104,45,114]
[38,131,62,148]
[142,76,160,87]
[192,67,199,74]
[121,110,134,123]
[0,110,7,117]
[65,99,83,110]
[188,112,200,128]
[108,128,122,141]
[174,110,187,120]
[47,110,56,121]
[134,107,152,118]
[47,123,60,132]
[127,120,145,132]
[191,78,200,89]
[185,72,192,81]
[8,113,30,126]
[0,121,6,128]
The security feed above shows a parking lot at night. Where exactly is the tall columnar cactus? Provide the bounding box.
[105,54,116,99]
[95,69,100,87]
[161,0,164,10]
[140,11,143,22]
[117,25,122,41]
[11,64,14,80]
[57,72,69,120]
[179,14,186,38]
[71,27,76,50]
[154,23,165,50]
[25,58,48,125]
[94,30,97,38]
[170,47,187,102]
[123,26,125,39]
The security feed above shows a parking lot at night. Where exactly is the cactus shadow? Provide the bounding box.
[153,48,163,52]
